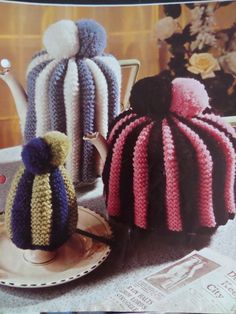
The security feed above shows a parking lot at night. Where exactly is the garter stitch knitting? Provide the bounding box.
[24,19,121,184]
[5,131,78,251]
[102,76,236,234]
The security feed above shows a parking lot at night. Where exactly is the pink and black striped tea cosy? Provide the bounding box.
[25,19,121,184]
[102,76,236,234]
[5,131,78,251]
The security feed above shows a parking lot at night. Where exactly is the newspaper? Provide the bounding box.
[93,248,236,313]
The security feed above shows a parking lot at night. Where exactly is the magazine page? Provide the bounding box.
[89,248,236,313]
[0,1,236,313]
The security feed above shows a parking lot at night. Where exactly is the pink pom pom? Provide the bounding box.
[170,78,209,118]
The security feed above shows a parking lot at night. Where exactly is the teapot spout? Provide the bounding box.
[0,59,27,132]
[83,132,108,163]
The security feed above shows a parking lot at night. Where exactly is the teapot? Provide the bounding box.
[0,19,121,185]
[85,76,236,235]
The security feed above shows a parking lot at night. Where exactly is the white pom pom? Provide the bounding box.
[43,20,79,60]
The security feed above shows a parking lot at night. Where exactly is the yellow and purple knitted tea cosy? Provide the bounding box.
[5,131,78,251]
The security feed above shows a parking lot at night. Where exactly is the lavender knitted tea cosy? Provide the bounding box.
[25,19,121,184]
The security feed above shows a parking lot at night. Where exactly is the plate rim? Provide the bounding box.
[0,206,112,288]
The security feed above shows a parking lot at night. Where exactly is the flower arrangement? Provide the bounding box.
[156,1,236,116]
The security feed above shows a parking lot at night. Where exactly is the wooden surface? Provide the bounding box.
[0,2,235,148]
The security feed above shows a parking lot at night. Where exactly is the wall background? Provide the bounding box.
[0,2,235,148]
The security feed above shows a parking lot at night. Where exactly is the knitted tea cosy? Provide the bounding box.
[25,19,121,184]
[5,131,78,251]
[102,76,236,234]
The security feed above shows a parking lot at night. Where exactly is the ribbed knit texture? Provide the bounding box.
[31,174,52,246]
[147,124,166,230]
[23,20,121,184]
[168,117,200,233]
[35,60,58,136]
[24,60,51,142]
[60,166,78,236]
[5,132,78,250]
[26,52,51,77]
[95,55,122,91]
[172,117,216,228]
[119,121,150,226]
[49,168,69,247]
[102,77,236,233]
[77,59,96,182]
[48,59,68,134]
[93,57,120,122]
[133,123,154,228]
[192,118,236,215]
[63,58,80,183]
[162,119,182,231]
[5,166,25,239]
[198,114,236,207]
[107,116,149,216]
[85,58,108,174]
[11,170,35,249]
[199,113,236,137]
[178,116,228,226]
[107,112,136,145]
[103,110,236,232]
[103,111,137,201]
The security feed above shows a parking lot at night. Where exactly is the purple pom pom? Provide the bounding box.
[76,19,107,58]
[21,138,52,175]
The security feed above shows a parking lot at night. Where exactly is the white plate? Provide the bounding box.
[0,207,112,288]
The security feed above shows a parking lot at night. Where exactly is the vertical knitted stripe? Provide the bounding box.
[108,113,136,145]
[197,115,236,210]
[107,109,133,135]
[103,112,137,199]
[147,124,166,230]
[35,60,58,136]
[119,120,150,225]
[179,118,227,225]
[5,166,25,239]
[31,174,53,246]
[198,116,236,144]
[86,59,109,175]
[77,60,96,182]
[60,166,78,236]
[95,55,122,92]
[50,168,69,248]
[173,117,216,228]
[24,60,51,142]
[198,115,236,208]
[48,59,68,134]
[26,52,51,77]
[107,116,149,216]
[85,59,108,137]
[11,170,34,249]
[168,117,200,233]
[192,118,236,214]
[133,122,154,228]
[162,119,182,231]
[31,50,48,60]
[63,58,81,183]
[199,114,236,138]
[93,58,120,123]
